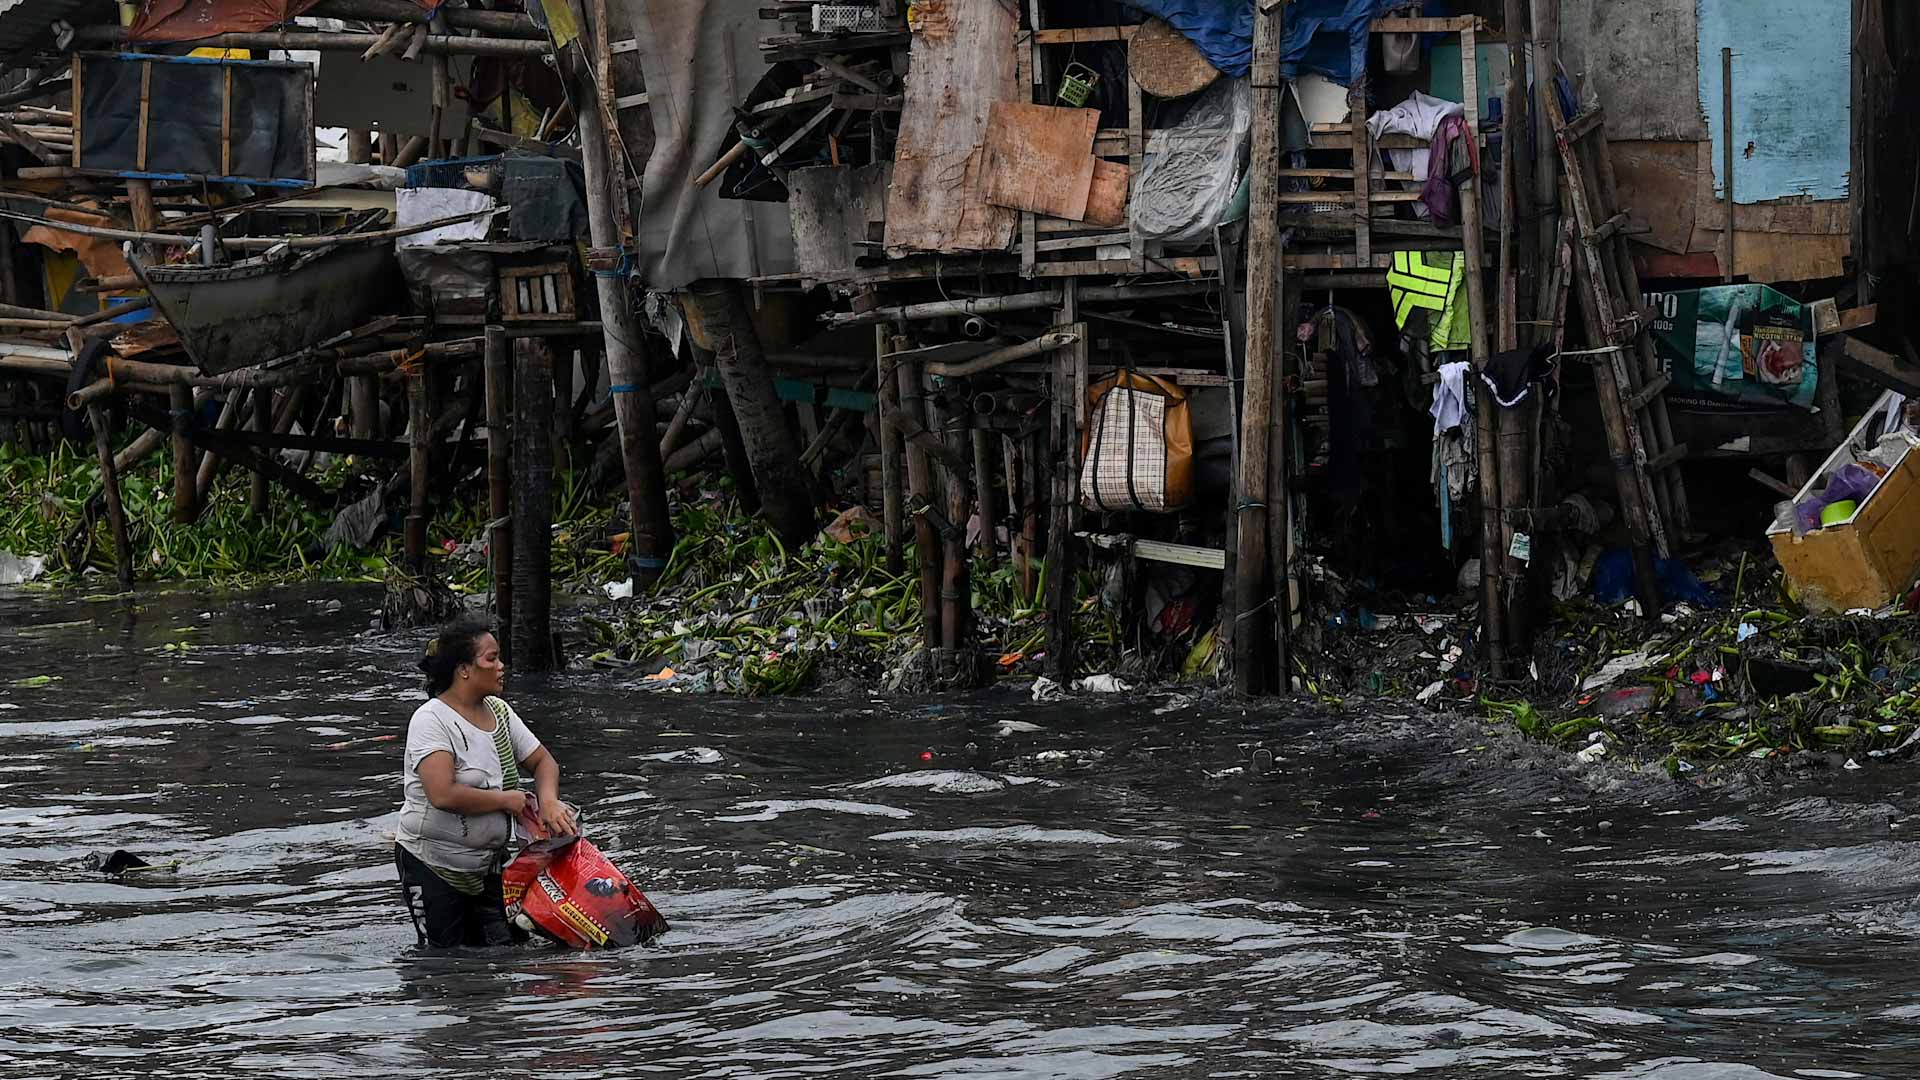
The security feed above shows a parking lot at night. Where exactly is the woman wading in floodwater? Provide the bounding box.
[393,617,577,947]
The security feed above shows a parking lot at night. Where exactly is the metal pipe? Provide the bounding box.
[971,390,1044,416]
[308,0,542,36]
[826,281,1215,328]
[923,331,1078,379]
[72,25,550,56]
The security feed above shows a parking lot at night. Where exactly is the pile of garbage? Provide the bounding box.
[1300,539,1920,770]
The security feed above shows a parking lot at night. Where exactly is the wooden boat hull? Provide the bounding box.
[136,242,406,374]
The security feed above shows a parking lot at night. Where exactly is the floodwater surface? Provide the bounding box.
[4,584,1920,1079]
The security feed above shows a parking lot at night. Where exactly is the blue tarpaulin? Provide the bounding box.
[1593,548,1716,609]
[1280,0,1401,85]
[1125,0,1254,78]
[1124,0,1449,86]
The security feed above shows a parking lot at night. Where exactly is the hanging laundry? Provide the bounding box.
[1367,90,1479,221]
[1368,90,1463,149]
[1421,113,1480,225]
[1314,305,1378,388]
[1367,90,1462,187]
[1310,306,1379,505]
[1479,344,1556,407]
[1430,359,1470,435]
[1387,250,1472,351]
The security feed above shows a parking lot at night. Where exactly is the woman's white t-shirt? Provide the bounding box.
[393,697,542,874]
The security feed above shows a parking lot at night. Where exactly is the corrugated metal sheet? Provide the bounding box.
[1699,0,1853,204]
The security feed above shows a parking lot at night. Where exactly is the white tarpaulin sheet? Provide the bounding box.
[395,188,495,248]
[623,0,796,289]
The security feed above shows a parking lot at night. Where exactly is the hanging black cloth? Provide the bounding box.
[1478,343,1556,408]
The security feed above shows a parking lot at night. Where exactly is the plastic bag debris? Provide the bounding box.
[321,487,387,551]
[1580,648,1658,692]
[0,550,46,585]
[1073,674,1133,693]
[1030,675,1066,703]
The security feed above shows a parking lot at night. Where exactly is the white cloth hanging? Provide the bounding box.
[1430,360,1471,435]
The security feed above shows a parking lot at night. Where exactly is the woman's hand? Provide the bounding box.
[537,798,578,837]
[496,789,532,816]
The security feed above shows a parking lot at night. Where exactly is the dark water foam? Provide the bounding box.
[3,585,1919,1078]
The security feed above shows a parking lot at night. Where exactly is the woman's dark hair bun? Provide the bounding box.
[420,615,494,694]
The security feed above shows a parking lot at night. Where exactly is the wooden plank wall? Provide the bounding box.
[882,0,1019,256]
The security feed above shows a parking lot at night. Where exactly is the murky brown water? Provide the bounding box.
[4,583,1920,1078]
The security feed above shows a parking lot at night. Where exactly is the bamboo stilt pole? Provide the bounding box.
[942,405,976,678]
[574,62,673,588]
[657,384,702,458]
[877,324,904,574]
[1460,24,1508,678]
[249,388,270,517]
[195,387,247,501]
[126,179,159,267]
[1020,429,1040,605]
[1530,0,1561,316]
[349,376,379,439]
[1041,284,1085,681]
[552,345,576,469]
[405,371,430,569]
[511,338,554,671]
[1498,0,1536,654]
[169,383,198,523]
[971,427,996,571]
[1267,263,1294,692]
[89,403,132,591]
[484,327,514,661]
[896,351,941,661]
[662,427,724,473]
[112,426,166,475]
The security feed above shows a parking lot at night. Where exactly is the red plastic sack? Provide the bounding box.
[501,809,669,949]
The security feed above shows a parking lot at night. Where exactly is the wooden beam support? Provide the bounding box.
[1233,5,1283,695]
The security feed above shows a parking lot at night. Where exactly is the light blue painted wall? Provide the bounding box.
[1697,0,1852,204]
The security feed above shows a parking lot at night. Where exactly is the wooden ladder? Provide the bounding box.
[1546,94,1690,606]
